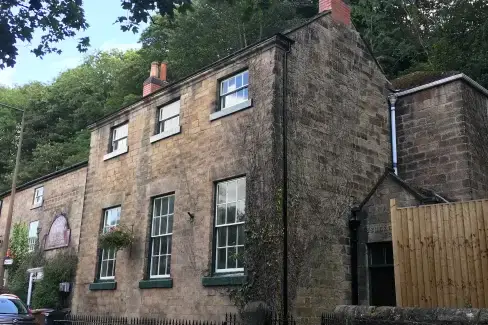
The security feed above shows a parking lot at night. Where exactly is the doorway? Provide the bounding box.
[368,242,396,306]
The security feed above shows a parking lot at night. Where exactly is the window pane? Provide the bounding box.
[236,201,245,222]
[151,256,159,276]
[237,225,244,245]
[107,260,114,277]
[217,183,226,204]
[228,77,236,92]
[217,205,226,225]
[161,236,168,255]
[237,247,244,268]
[167,215,173,233]
[167,236,172,254]
[237,178,246,201]
[228,225,237,246]
[222,80,228,94]
[168,195,175,214]
[217,228,226,248]
[152,237,161,255]
[227,203,236,224]
[236,88,247,102]
[161,216,168,234]
[159,256,167,275]
[115,124,128,139]
[162,197,169,215]
[153,217,160,237]
[160,100,180,120]
[227,180,237,202]
[163,116,179,132]
[227,247,237,269]
[236,74,242,88]
[100,261,107,278]
[154,198,162,216]
[108,249,116,259]
[385,246,394,265]
[166,255,171,275]
[217,248,226,270]
[243,71,248,85]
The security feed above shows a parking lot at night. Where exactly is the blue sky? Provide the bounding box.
[0,0,147,87]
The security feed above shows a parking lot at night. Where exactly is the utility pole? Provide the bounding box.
[0,103,25,286]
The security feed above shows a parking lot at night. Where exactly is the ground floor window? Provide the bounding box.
[368,241,396,306]
[99,206,120,280]
[150,194,174,278]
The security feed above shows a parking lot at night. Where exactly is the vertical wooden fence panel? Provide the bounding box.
[390,198,488,308]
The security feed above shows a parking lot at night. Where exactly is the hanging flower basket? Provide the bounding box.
[99,225,134,251]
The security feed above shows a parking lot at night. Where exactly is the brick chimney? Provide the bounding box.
[143,62,168,97]
[319,0,351,26]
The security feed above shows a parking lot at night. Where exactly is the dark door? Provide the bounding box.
[368,242,396,306]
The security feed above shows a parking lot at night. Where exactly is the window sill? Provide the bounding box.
[31,203,43,210]
[103,147,128,161]
[209,99,252,121]
[89,281,117,291]
[202,274,247,287]
[150,126,181,144]
[139,278,173,289]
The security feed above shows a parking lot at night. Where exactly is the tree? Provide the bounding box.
[0,0,89,68]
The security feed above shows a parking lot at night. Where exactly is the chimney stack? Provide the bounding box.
[319,0,351,26]
[143,62,168,97]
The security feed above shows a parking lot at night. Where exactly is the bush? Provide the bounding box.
[31,250,77,309]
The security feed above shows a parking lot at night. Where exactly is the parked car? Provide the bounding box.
[0,294,35,325]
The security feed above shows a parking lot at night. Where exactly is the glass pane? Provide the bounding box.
[168,195,175,214]
[164,116,179,132]
[159,256,167,275]
[243,71,248,85]
[228,77,236,92]
[222,80,228,94]
[161,216,168,234]
[154,198,162,216]
[237,225,245,245]
[243,87,249,100]
[227,180,236,202]
[217,248,226,270]
[237,247,244,268]
[167,236,172,254]
[161,100,180,119]
[151,256,159,276]
[236,200,245,222]
[167,215,173,233]
[100,261,107,278]
[217,228,226,248]
[162,197,169,215]
[161,236,168,256]
[152,237,160,255]
[385,246,394,265]
[109,249,116,259]
[166,255,171,275]
[370,247,385,265]
[236,89,246,102]
[228,225,237,246]
[217,183,226,204]
[227,203,236,224]
[216,205,226,225]
[107,260,114,277]
[115,124,128,139]
[236,74,242,88]
[227,247,237,269]
[237,178,246,201]
[153,217,160,236]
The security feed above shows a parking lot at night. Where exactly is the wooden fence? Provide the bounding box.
[390,198,488,308]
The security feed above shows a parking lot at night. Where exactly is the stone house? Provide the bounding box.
[0,162,88,305]
[71,0,390,319]
[355,73,488,307]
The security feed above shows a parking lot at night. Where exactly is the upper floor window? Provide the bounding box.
[215,177,246,273]
[158,100,180,135]
[28,221,39,252]
[220,70,249,111]
[99,206,121,280]
[33,187,44,207]
[149,194,174,278]
[111,123,128,153]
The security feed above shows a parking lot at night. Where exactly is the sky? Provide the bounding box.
[0,0,147,87]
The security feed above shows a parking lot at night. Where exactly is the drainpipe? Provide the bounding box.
[388,94,398,175]
[349,207,361,305]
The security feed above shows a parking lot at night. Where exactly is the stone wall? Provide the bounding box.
[333,305,488,324]
[0,163,87,257]
[72,37,287,319]
[396,81,473,201]
[285,14,390,319]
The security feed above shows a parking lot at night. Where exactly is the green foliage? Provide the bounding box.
[32,250,78,309]
[9,223,29,273]
[99,225,135,250]
[0,0,89,68]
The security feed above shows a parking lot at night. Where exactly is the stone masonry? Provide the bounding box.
[0,162,88,258]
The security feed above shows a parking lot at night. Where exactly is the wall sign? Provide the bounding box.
[44,215,71,250]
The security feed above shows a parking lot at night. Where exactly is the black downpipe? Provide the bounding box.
[349,207,361,305]
[282,42,291,320]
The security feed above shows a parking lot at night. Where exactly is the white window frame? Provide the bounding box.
[215,177,246,273]
[149,195,174,279]
[33,187,44,208]
[28,221,39,252]
[99,206,121,280]
[219,70,249,111]
[111,123,128,152]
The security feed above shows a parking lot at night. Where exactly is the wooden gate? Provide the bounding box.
[390,198,488,308]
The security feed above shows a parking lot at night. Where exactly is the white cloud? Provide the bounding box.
[52,57,83,71]
[100,40,142,52]
[0,68,16,87]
